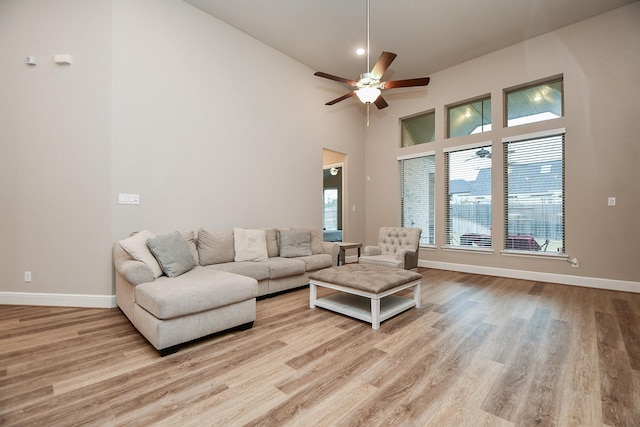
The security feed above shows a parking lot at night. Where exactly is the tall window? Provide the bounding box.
[506,77,563,127]
[448,96,491,138]
[445,145,492,248]
[399,154,435,246]
[504,131,565,253]
[401,111,435,147]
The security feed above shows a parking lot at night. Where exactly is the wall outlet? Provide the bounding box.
[570,258,579,268]
[24,271,32,282]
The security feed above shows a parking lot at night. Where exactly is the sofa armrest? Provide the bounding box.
[321,241,340,267]
[363,246,381,256]
[117,259,154,285]
[113,243,154,285]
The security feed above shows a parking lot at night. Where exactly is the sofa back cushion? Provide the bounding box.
[263,228,279,258]
[180,230,199,265]
[234,228,269,262]
[278,229,313,258]
[197,228,235,266]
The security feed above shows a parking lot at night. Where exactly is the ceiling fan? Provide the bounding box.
[467,147,492,160]
[313,0,430,110]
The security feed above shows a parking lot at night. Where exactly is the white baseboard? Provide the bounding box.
[3,262,637,308]
[419,260,640,294]
[0,292,117,308]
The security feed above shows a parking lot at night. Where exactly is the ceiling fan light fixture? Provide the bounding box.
[355,87,381,104]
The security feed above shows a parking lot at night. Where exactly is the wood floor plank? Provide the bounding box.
[2,269,640,426]
[515,319,571,426]
[611,298,640,371]
[334,313,490,426]
[557,286,603,426]
[427,358,513,427]
[379,322,496,426]
[595,310,640,426]
[244,348,387,427]
[482,317,527,364]
[480,307,551,422]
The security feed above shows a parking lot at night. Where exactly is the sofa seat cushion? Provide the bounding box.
[358,255,403,269]
[266,257,306,279]
[297,253,333,272]
[207,261,270,282]
[134,267,258,320]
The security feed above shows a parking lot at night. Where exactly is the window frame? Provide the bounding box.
[400,110,436,148]
[443,142,493,251]
[447,94,492,139]
[504,76,564,128]
[398,151,436,247]
[502,128,566,258]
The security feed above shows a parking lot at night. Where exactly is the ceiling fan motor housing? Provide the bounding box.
[357,72,379,87]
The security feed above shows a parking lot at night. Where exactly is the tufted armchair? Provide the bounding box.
[358,227,422,270]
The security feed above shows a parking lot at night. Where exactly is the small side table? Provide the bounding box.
[335,242,363,266]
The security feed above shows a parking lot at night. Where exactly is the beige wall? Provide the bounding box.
[110,0,366,240]
[0,0,366,303]
[1,1,637,305]
[364,3,640,284]
[0,0,113,297]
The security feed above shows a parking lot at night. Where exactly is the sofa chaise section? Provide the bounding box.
[134,267,257,355]
[114,227,338,355]
[113,238,258,356]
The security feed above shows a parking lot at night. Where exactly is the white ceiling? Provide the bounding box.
[184,0,637,83]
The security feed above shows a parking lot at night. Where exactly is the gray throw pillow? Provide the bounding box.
[147,231,196,278]
[278,229,312,258]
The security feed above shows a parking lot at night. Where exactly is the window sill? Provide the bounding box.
[442,246,494,254]
[419,244,437,250]
[501,250,568,260]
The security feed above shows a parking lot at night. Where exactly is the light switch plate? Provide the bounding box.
[118,193,140,205]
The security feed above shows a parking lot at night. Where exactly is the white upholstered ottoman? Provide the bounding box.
[308,264,422,329]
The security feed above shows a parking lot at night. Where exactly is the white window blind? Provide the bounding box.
[399,155,435,246]
[445,145,492,248]
[504,133,565,253]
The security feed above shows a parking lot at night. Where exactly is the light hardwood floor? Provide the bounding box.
[1,268,639,426]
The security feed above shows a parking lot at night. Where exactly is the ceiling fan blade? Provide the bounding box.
[374,95,388,109]
[370,52,397,80]
[314,72,357,86]
[325,91,356,105]
[381,77,430,89]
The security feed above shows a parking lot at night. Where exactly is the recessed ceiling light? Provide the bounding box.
[355,48,366,55]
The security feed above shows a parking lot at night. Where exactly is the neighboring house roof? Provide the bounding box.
[449,160,562,197]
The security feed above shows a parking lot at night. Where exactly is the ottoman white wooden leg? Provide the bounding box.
[414,282,421,308]
[371,298,381,330]
[310,283,317,308]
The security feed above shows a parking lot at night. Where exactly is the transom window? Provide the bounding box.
[448,96,491,138]
[401,111,435,147]
[505,77,563,127]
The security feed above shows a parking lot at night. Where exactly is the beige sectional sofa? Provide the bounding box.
[113,227,338,356]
